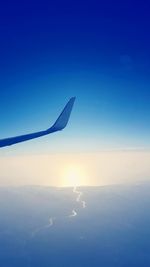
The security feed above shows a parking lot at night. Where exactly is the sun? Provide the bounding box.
[60,165,88,187]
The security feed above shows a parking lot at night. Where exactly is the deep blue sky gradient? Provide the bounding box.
[0,0,150,153]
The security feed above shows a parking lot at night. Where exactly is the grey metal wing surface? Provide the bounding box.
[0,97,75,148]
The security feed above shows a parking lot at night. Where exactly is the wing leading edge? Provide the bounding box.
[0,97,76,148]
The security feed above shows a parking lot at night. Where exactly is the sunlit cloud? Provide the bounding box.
[0,150,150,187]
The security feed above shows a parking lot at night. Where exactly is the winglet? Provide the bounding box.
[47,97,76,133]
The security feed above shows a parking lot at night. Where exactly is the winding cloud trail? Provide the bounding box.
[69,209,77,217]
[69,186,86,218]
[73,187,86,209]
[31,217,55,238]
[31,186,86,237]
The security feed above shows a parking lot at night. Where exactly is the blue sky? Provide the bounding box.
[0,0,150,154]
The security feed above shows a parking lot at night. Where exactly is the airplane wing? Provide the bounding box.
[0,97,76,148]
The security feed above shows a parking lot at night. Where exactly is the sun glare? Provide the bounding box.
[61,165,88,187]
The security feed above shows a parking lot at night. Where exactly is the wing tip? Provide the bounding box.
[69,96,76,106]
[47,96,76,133]
[70,96,76,101]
